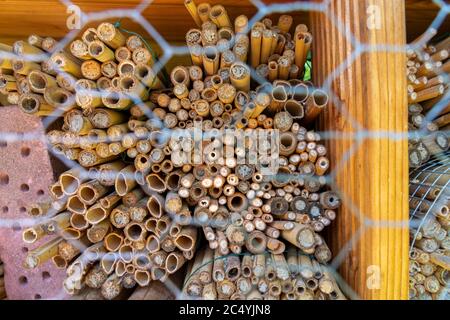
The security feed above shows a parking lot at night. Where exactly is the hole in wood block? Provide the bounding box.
[1,206,8,213]
[0,140,6,148]
[20,183,30,192]
[22,247,28,253]
[37,189,45,196]
[19,206,26,213]
[34,294,42,300]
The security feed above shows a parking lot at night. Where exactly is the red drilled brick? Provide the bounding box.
[0,106,67,300]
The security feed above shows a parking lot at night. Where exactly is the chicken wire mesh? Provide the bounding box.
[0,0,448,300]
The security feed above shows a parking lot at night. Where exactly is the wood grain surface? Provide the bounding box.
[311,0,409,300]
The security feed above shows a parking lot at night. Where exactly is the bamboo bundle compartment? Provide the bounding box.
[0,0,448,301]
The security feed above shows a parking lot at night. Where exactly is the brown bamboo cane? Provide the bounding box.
[64,109,93,135]
[209,5,232,28]
[27,70,57,94]
[245,231,267,254]
[0,55,12,70]
[50,52,82,78]
[282,222,316,253]
[119,74,149,100]
[12,60,41,75]
[132,47,153,65]
[235,15,248,34]
[78,180,109,206]
[115,46,131,62]
[233,40,249,63]
[81,28,98,45]
[40,36,57,52]
[125,35,143,52]
[97,22,126,49]
[27,34,44,48]
[230,62,250,92]
[78,149,118,167]
[188,44,203,67]
[434,113,450,128]
[13,40,44,55]
[303,89,329,124]
[277,15,293,33]
[251,28,262,68]
[197,3,211,23]
[117,59,136,76]
[411,84,445,104]
[89,40,115,62]
[70,39,91,60]
[101,89,132,110]
[185,0,202,27]
[134,63,164,89]
[18,93,55,116]
[261,29,273,64]
[0,74,17,92]
[24,237,63,269]
[278,56,292,80]
[7,92,20,104]
[294,31,306,70]
[100,60,117,79]
[268,61,279,82]
[44,86,76,111]
[202,46,220,76]
[175,226,198,252]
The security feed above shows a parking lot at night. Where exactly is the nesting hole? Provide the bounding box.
[42,271,51,280]
[0,172,9,185]
[20,183,30,192]
[19,276,28,285]
[21,146,31,157]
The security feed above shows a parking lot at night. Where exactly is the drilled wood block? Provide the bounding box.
[0,106,67,300]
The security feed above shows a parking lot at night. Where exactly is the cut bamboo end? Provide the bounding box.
[97,22,126,49]
[209,5,232,28]
[197,3,211,23]
[18,93,55,116]
[89,40,115,63]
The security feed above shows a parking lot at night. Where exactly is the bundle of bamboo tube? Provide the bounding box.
[409,159,450,300]
[182,245,345,300]
[0,259,5,299]
[184,1,322,123]
[22,166,196,299]
[0,22,164,114]
[408,35,449,300]
[407,35,449,168]
[19,4,340,300]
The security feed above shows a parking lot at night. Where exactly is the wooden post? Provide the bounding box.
[311,0,409,299]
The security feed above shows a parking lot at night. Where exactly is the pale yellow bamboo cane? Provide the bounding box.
[185,0,202,27]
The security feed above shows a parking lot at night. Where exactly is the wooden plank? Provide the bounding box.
[311,0,409,300]
[0,0,307,43]
[0,0,443,44]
